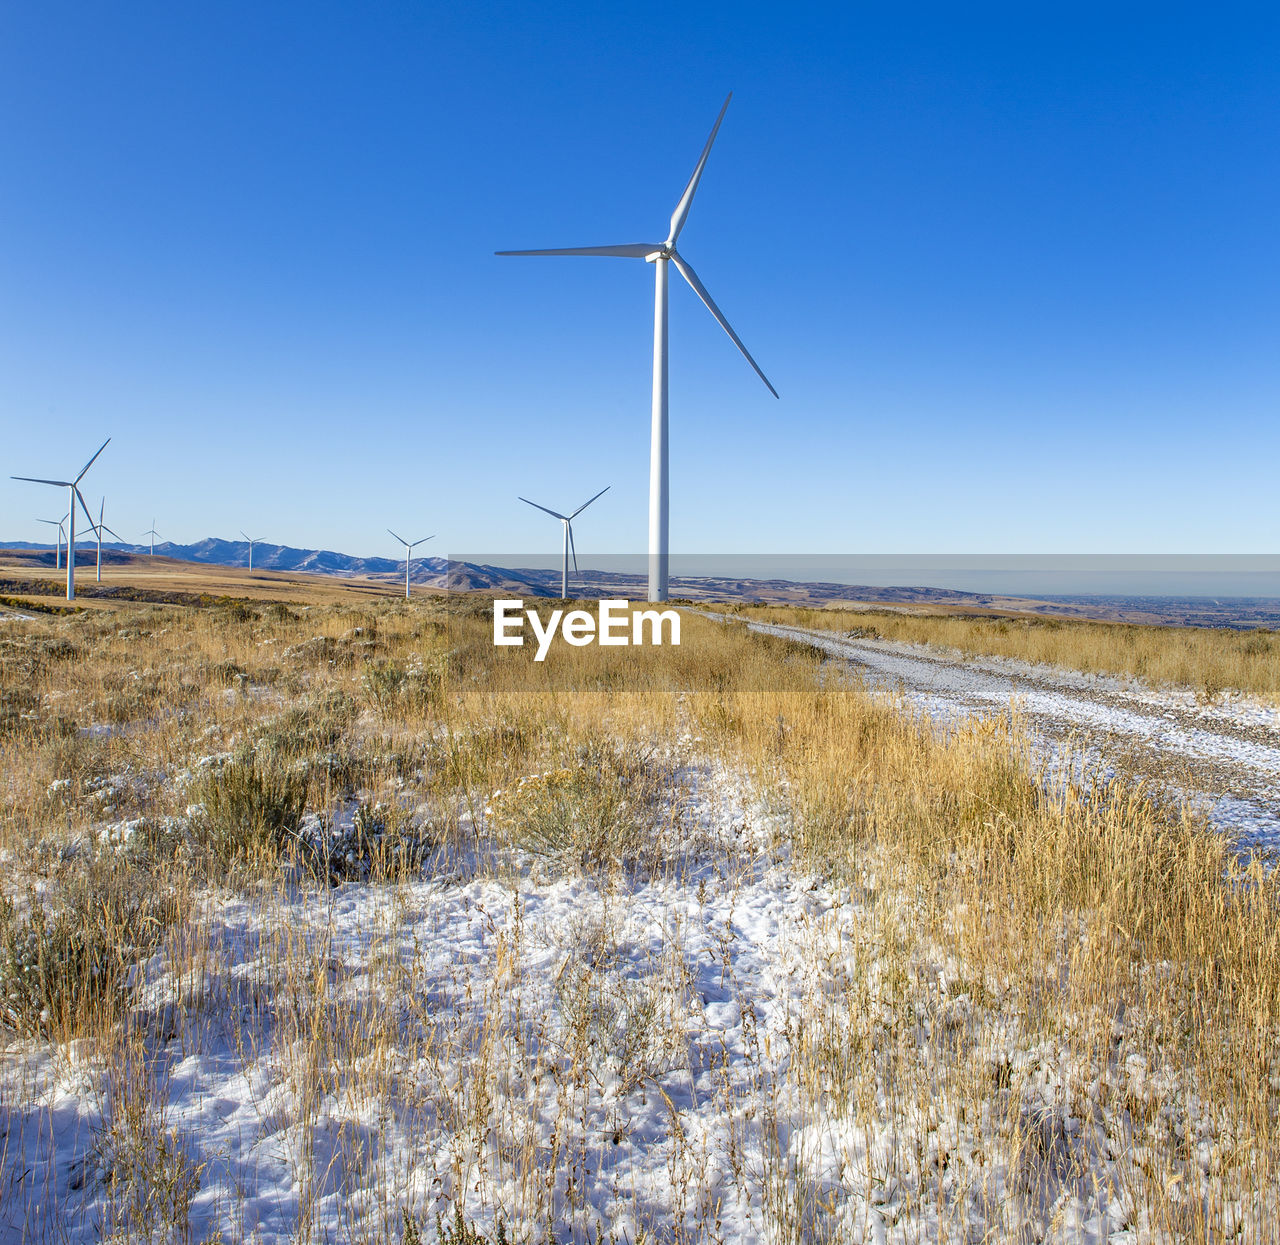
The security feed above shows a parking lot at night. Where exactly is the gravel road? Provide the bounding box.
[728,616,1280,851]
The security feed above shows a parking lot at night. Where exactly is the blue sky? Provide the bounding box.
[2,1,1277,561]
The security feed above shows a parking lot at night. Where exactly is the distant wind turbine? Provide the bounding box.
[39,515,69,571]
[11,439,110,600]
[519,486,610,598]
[92,498,123,584]
[387,529,434,600]
[241,532,265,572]
[497,93,776,602]
[143,520,160,558]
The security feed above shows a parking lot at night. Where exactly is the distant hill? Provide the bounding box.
[1,536,410,576]
[0,537,1025,601]
[3,538,1278,626]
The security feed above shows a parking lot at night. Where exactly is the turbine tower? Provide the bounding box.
[92,499,123,584]
[143,520,160,557]
[519,486,610,598]
[241,531,265,572]
[387,529,434,600]
[39,515,68,571]
[11,439,110,600]
[498,94,776,602]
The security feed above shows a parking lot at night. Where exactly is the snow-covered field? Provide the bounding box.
[3,603,1279,1243]
[9,760,1258,1244]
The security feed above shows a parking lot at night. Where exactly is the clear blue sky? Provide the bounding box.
[2,1,1277,561]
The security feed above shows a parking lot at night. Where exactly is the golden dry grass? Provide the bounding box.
[0,549,422,609]
[0,596,1277,1240]
[728,601,1280,704]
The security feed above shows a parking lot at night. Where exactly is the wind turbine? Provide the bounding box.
[241,531,265,572]
[11,439,110,600]
[143,519,160,558]
[39,515,68,570]
[387,529,434,600]
[519,486,610,599]
[91,499,123,584]
[497,93,777,602]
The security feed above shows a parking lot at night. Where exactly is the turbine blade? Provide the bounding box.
[568,523,579,577]
[667,93,732,246]
[387,528,408,547]
[670,253,778,398]
[11,476,73,488]
[102,526,122,540]
[241,531,250,542]
[74,437,111,483]
[98,499,105,524]
[496,243,661,258]
[519,496,569,521]
[411,535,435,549]
[75,488,97,534]
[569,485,610,519]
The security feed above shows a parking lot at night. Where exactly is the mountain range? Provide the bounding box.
[4,538,1279,626]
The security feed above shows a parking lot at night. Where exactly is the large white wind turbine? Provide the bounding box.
[519,486,610,598]
[387,529,434,600]
[241,532,265,572]
[11,439,110,600]
[143,520,160,557]
[92,499,123,584]
[39,515,68,571]
[497,93,777,602]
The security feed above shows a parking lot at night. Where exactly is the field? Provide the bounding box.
[1,586,1279,1242]
[722,603,1280,707]
[0,550,417,611]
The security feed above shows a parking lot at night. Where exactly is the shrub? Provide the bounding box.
[193,752,308,870]
[216,599,257,623]
[308,801,434,884]
[0,686,74,740]
[0,857,180,1037]
[486,739,674,873]
[362,657,444,715]
[256,692,357,760]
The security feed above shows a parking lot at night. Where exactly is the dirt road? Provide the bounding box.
[732,616,1280,851]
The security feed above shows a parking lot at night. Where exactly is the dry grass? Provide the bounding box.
[0,595,1277,1240]
[699,681,1280,1237]
[0,549,420,609]
[727,601,1280,704]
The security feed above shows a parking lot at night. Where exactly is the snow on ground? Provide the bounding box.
[7,618,1280,1240]
[735,618,1280,852]
[2,765,794,1242]
[2,756,1218,1244]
